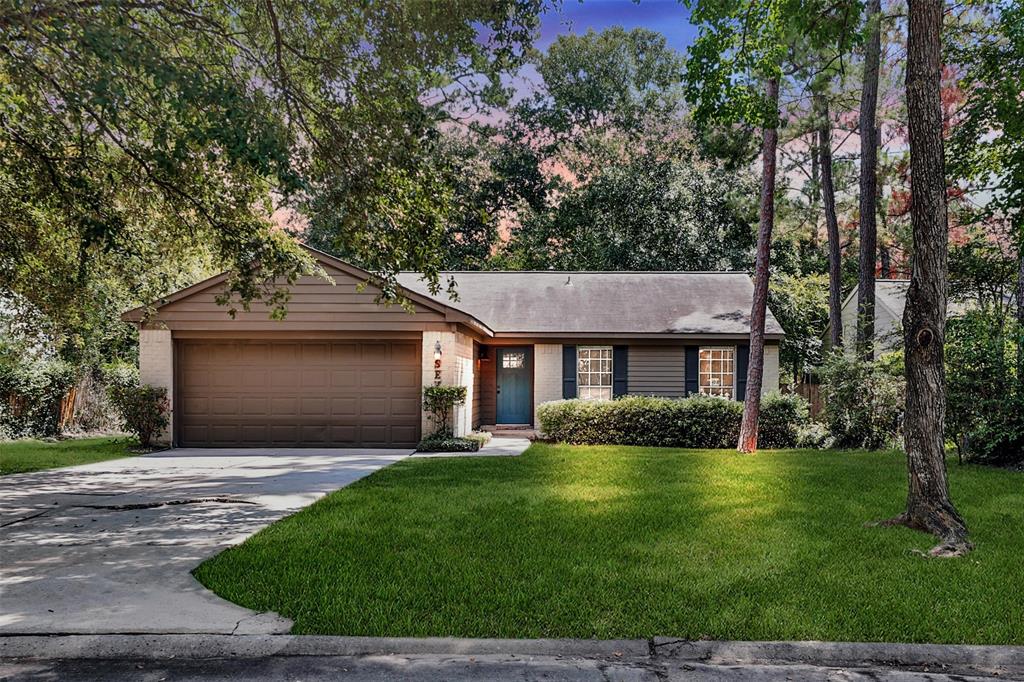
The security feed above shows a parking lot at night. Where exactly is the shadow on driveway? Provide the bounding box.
[0,448,409,635]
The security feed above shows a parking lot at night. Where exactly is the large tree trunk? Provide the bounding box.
[1017,239,1024,383]
[817,94,843,350]
[893,0,971,557]
[737,76,779,454]
[857,0,882,359]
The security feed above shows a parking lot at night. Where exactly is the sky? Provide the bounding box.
[536,0,697,52]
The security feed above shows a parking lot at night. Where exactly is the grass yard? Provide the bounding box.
[0,436,140,475]
[194,444,1024,644]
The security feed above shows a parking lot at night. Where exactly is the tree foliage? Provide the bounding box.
[949,0,1024,244]
[514,26,686,179]
[499,151,756,271]
[0,0,546,324]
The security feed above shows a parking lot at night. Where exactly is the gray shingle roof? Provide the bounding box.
[396,271,784,337]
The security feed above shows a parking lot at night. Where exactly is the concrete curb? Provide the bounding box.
[2,634,1022,676]
[652,638,1024,676]
[0,635,648,661]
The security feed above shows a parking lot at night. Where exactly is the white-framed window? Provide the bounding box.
[578,346,613,400]
[699,346,735,399]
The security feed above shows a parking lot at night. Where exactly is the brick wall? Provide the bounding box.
[533,344,562,428]
[421,330,475,437]
[138,328,173,445]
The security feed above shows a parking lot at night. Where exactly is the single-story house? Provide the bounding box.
[123,247,784,447]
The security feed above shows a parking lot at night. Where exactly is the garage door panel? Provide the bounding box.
[240,397,268,415]
[391,397,419,417]
[391,425,418,444]
[182,396,209,415]
[241,371,268,388]
[359,425,388,445]
[300,396,328,415]
[240,424,269,443]
[331,343,359,361]
[360,343,388,362]
[269,344,299,362]
[300,369,328,388]
[179,339,420,447]
[360,370,388,388]
[391,369,418,388]
[391,343,419,363]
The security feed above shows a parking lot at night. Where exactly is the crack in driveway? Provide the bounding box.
[71,497,258,511]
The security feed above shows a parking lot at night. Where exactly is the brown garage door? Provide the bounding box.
[178,339,421,447]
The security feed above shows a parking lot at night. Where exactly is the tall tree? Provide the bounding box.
[739,75,781,453]
[685,0,860,452]
[816,91,844,349]
[857,0,883,358]
[888,0,971,556]
[684,0,789,453]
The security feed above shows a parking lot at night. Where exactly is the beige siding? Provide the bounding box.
[453,331,474,436]
[627,345,685,397]
[533,344,563,428]
[762,343,781,396]
[840,295,901,358]
[139,328,173,445]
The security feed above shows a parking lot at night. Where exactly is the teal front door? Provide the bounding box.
[496,347,532,424]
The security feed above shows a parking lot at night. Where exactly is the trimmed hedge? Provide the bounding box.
[537,392,809,449]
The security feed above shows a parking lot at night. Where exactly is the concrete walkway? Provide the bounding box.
[0,448,409,635]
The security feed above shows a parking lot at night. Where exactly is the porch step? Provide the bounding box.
[482,425,539,440]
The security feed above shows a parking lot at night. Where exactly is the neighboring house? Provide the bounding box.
[824,279,976,358]
[123,247,784,447]
[824,280,909,358]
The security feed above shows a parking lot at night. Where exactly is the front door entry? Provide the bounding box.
[496,347,532,424]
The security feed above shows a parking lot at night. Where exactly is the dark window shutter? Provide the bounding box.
[684,346,699,396]
[736,344,750,401]
[562,345,577,399]
[612,346,628,397]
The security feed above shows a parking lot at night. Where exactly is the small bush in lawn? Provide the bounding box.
[757,391,810,448]
[416,436,481,452]
[107,383,169,448]
[795,421,833,449]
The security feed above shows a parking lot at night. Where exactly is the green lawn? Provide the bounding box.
[194,444,1024,644]
[0,436,140,475]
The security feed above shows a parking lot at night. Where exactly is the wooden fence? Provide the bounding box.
[786,382,824,418]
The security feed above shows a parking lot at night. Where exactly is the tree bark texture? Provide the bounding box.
[737,77,779,454]
[1017,241,1024,382]
[818,95,843,350]
[857,0,882,359]
[898,0,971,556]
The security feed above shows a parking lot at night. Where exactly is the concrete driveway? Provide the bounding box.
[0,448,410,635]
